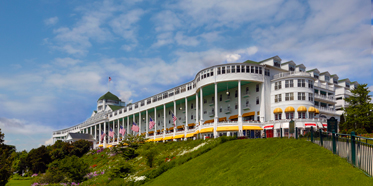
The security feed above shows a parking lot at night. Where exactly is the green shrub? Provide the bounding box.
[48,155,88,183]
[109,161,133,178]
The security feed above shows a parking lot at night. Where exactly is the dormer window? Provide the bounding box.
[333,79,338,84]
[346,82,350,88]
[314,74,319,79]
[289,65,295,71]
[299,68,305,72]
[325,76,329,82]
[274,61,281,67]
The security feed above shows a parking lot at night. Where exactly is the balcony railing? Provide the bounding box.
[314,94,336,102]
[273,71,311,80]
[315,106,336,113]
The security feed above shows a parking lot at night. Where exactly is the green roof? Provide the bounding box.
[320,71,330,75]
[98,91,121,101]
[306,68,318,72]
[281,61,294,65]
[258,56,278,63]
[338,78,349,82]
[296,64,304,67]
[108,105,124,111]
[243,60,260,64]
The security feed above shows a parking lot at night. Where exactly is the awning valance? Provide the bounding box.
[188,123,196,127]
[242,126,263,130]
[168,127,174,130]
[285,106,295,113]
[297,106,307,112]
[177,125,184,129]
[174,134,185,139]
[154,137,163,141]
[146,139,154,142]
[200,128,214,133]
[242,112,255,117]
[322,124,327,128]
[264,125,274,129]
[219,117,227,122]
[148,131,154,134]
[305,123,317,127]
[106,145,113,148]
[164,136,173,140]
[308,107,316,113]
[186,133,196,138]
[98,144,103,147]
[229,115,238,120]
[273,108,283,114]
[203,119,214,124]
[217,126,239,132]
[315,109,320,114]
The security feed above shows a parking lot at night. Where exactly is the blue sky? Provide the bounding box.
[0,0,371,151]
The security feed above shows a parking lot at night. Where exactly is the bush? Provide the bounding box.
[32,171,64,184]
[109,161,133,178]
[48,155,88,183]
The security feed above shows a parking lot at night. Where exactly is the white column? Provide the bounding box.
[139,112,142,135]
[99,123,101,145]
[238,80,242,136]
[185,97,188,139]
[103,122,106,147]
[133,114,135,135]
[94,124,97,145]
[117,119,120,142]
[122,118,124,140]
[260,83,265,122]
[214,82,218,138]
[196,93,199,132]
[174,100,176,138]
[146,109,149,138]
[200,88,204,123]
[127,116,130,137]
[154,107,157,140]
[163,104,166,139]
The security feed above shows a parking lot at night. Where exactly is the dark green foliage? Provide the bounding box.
[33,171,65,184]
[11,150,28,175]
[26,145,52,174]
[69,140,91,157]
[138,143,158,168]
[343,84,373,133]
[118,134,146,160]
[48,155,88,183]
[339,114,345,132]
[0,128,4,144]
[109,161,133,178]
[0,129,13,186]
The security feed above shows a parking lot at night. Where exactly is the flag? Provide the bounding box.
[172,113,177,127]
[119,126,126,136]
[109,77,112,81]
[131,122,139,132]
[109,128,114,138]
[100,131,106,141]
[149,117,155,130]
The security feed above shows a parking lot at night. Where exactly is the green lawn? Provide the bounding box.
[145,138,373,186]
[5,179,32,186]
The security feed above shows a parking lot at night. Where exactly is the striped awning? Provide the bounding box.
[148,131,154,134]
[297,106,307,112]
[264,125,274,129]
[308,107,316,113]
[154,137,163,142]
[146,139,154,142]
[177,125,184,129]
[285,106,295,113]
[242,112,255,117]
[217,126,239,132]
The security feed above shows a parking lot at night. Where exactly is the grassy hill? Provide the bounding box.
[145,138,373,186]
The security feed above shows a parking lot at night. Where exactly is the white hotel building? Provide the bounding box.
[52,56,358,148]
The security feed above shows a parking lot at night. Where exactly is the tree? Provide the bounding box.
[343,84,373,133]
[0,128,13,186]
[339,114,345,132]
[26,145,51,174]
[118,134,146,160]
[0,128,4,144]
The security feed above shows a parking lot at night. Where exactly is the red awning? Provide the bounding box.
[264,125,274,129]
[322,124,327,128]
[305,123,317,127]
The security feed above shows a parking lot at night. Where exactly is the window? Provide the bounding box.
[308,80,313,88]
[333,79,338,84]
[275,81,282,90]
[217,67,221,75]
[251,66,255,73]
[232,66,235,73]
[336,97,342,100]
[246,66,250,73]
[285,80,294,88]
[256,84,260,92]
[169,120,170,124]
[255,67,258,73]
[265,69,270,76]
[285,93,294,101]
[256,97,259,105]
[309,113,314,119]
[274,61,281,67]
[210,69,213,76]
[309,93,313,101]
[286,113,294,119]
[298,79,305,87]
[219,94,222,101]
[220,107,222,112]
[298,112,306,119]
[169,110,171,115]
[299,68,305,72]
[235,90,238,98]
[207,70,210,77]
[191,103,194,109]
[237,65,241,73]
[246,87,249,94]
[298,92,305,100]
[222,67,226,74]
[325,76,329,82]
[227,66,230,73]
[158,113,160,117]
[289,65,295,71]
[204,110,207,114]
[204,99,207,104]
[314,74,319,79]
[275,94,282,103]
[235,102,238,109]
[346,83,350,88]
[259,67,262,74]
[191,115,193,120]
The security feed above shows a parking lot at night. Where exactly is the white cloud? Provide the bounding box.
[44,16,59,25]
[152,32,174,47]
[53,57,82,67]
[174,32,200,46]
[369,85,373,92]
[226,54,241,63]
[45,138,53,145]
[153,10,182,32]
[0,117,54,135]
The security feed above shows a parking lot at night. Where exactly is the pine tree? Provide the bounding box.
[343,84,373,133]
[339,114,346,132]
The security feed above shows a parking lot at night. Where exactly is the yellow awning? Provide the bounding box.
[308,106,316,113]
[148,131,154,134]
[164,136,173,140]
[203,119,214,124]
[177,125,184,129]
[188,123,195,127]
[219,117,227,122]
[315,108,320,114]
[98,144,103,147]
[154,137,163,142]
[195,130,200,134]
[157,130,161,132]
[273,108,283,114]
[106,145,113,148]
[200,127,213,133]
[146,139,154,142]
[174,134,185,139]
[242,126,263,130]
[242,112,255,117]
[186,133,196,138]
[229,115,238,120]
[168,127,174,130]
[297,106,307,112]
[285,106,295,113]
[217,126,239,132]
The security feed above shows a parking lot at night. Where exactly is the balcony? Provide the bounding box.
[315,106,336,114]
[225,108,231,114]
[225,96,231,102]
[314,94,336,103]
[208,111,215,117]
[273,71,311,80]
[243,92,250,98]
[243,103,250,110]
[208,100,214,106]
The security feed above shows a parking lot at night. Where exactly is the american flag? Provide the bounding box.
[109,128,114,138]
[172,113,177,127]
[131,122,139,132]
[119,126,126,136]
[149,117,155,130]
[100,131,106,141]
[109,77,112,81]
